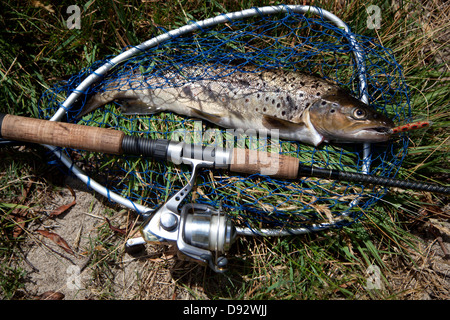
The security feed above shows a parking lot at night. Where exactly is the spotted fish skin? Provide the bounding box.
[82,66,393,146]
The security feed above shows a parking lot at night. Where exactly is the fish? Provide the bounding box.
[80,66,394,146]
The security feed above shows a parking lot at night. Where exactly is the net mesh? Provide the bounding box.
[39,8,410,231]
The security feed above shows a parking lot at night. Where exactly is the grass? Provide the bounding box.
[1,0,449,300]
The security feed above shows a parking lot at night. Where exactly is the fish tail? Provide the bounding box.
[77,92,115,118]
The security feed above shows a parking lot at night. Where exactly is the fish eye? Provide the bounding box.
[353,108,367,119]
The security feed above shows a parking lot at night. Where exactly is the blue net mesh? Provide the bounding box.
[39,9,410,231]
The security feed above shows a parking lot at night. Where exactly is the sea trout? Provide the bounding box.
[80,66,394,146]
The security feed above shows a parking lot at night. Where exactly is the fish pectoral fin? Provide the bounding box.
[262,115,324,146]
[120,98,154,115]
[262,115,306,131]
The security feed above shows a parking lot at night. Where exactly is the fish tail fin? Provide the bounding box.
[76,93,112,118]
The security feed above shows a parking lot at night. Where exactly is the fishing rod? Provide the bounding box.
[1,113,448,271]
[1,114,447,193]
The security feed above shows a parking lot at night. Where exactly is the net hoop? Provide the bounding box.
[46,5,393,236]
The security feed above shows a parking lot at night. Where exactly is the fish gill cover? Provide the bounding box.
[38,7,410,232]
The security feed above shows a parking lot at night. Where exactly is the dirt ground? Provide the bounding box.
[18,176,202,300]
[16,173,449,300]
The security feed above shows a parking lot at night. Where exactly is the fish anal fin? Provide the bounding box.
[120,98,154,115]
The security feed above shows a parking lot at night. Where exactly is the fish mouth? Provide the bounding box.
[354,126,393,142]
[364,126,392,134]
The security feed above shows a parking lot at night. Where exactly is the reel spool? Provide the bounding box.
[130,203,237,273]
[178,203,236,272]
[181,204,236,257]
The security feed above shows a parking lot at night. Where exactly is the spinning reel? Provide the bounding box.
[126,149,238,273]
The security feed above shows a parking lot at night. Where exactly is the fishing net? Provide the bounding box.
[39,6,410,232]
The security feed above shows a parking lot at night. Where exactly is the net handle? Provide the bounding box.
[46,5,370,233]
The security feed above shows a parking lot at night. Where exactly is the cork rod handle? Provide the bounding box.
[0,114,301,180]
[0,114,124,155]
[229,148,299,180]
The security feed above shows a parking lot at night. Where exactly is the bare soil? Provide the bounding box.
[16,174,450,300]
[18,176,199,300]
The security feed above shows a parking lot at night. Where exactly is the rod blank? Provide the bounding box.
[298,165,450,194]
